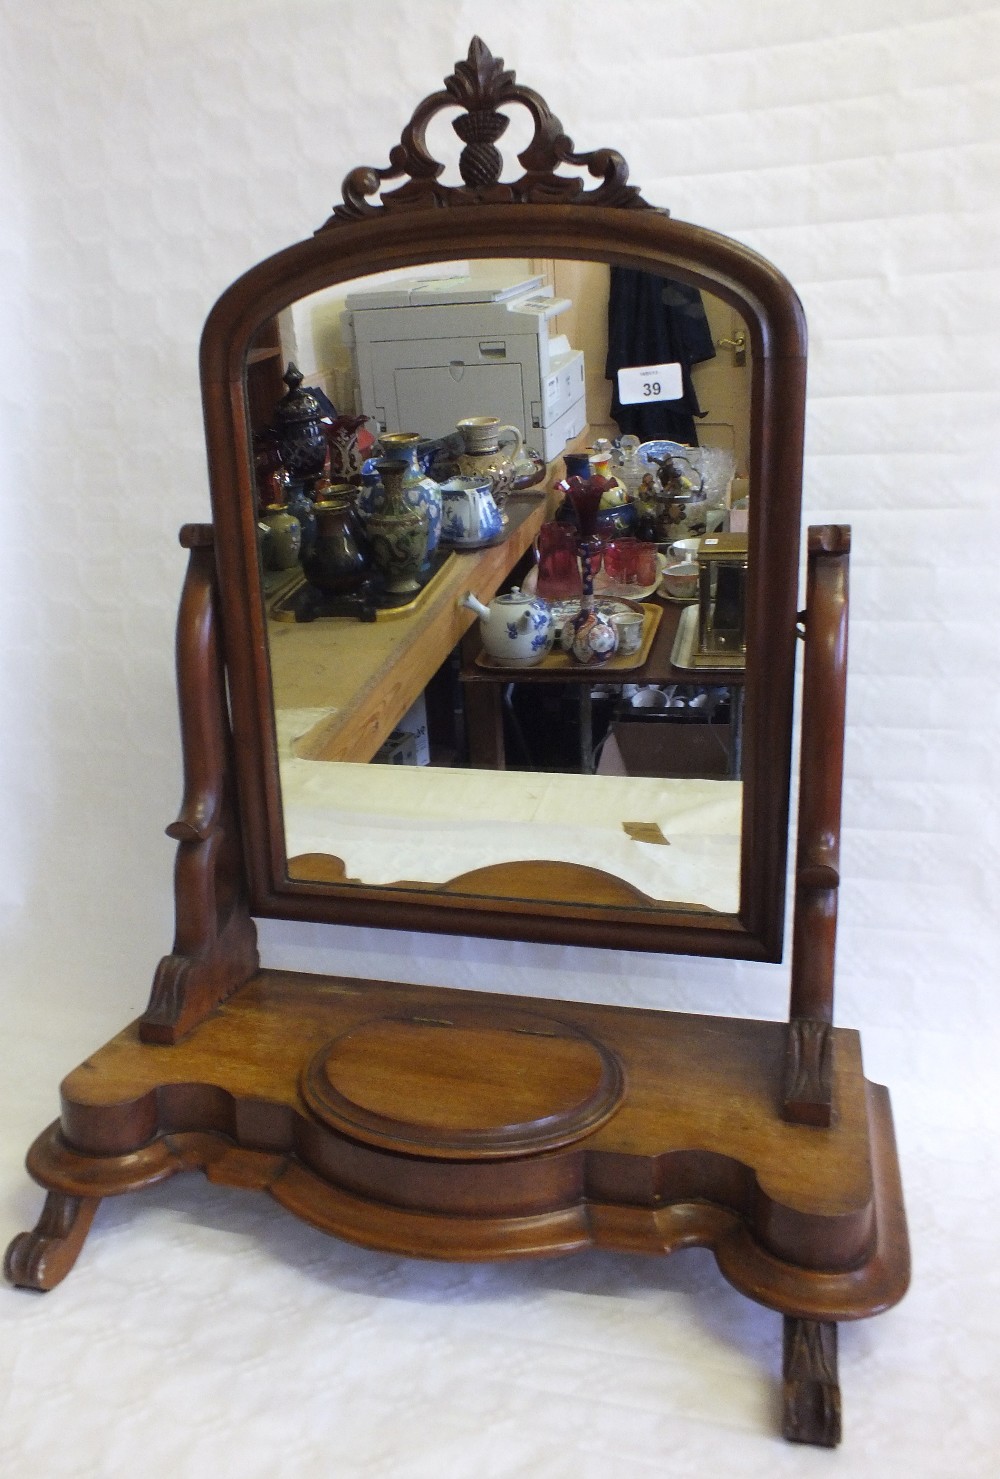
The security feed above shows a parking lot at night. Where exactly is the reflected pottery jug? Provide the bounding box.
[455,417,524,507]
[439,475,504,545]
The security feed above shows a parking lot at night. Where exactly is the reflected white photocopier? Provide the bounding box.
[341,272,587,461]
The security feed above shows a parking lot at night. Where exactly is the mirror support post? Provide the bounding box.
[783,527,851,1127]
[139,524,259,1045]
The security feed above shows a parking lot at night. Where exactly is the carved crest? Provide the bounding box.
[318,37,653,230]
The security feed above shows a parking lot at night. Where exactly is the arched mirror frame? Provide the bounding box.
[202,205,805,962]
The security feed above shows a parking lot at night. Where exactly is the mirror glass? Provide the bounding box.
[248,258,752,917]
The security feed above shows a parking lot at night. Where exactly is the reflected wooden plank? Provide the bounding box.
[268,492,553,763]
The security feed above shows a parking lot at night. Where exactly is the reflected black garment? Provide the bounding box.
[605,269,716,443]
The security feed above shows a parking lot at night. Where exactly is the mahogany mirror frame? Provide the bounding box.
[202,199,805,961]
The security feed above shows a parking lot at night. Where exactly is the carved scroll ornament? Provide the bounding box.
[318,37,653,229]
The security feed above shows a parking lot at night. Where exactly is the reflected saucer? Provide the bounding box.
[444,514,510,551]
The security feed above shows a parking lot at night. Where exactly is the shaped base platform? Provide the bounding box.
[6,969,909,1445]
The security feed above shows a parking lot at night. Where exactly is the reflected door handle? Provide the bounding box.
[716,331,747,366]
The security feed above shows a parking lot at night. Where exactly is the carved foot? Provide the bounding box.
[4,1193,100,1291]
[782,1316,842,1446]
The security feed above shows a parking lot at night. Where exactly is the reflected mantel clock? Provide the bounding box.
[5,39,908,1449]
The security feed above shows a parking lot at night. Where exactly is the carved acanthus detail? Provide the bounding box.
[319,37,652,229]
[783,1017,834,1127]
[782,1317,842,1447]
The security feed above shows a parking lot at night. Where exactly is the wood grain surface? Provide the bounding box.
[10,969,908,1323]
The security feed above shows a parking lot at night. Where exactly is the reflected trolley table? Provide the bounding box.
[460,595,746,776]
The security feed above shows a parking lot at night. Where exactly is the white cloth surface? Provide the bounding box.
[280,757,743,913]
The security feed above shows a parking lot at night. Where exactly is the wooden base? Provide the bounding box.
[6,969,908,1443]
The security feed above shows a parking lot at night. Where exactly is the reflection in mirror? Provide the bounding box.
[247,260,753,916]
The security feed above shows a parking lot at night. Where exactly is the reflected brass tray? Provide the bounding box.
[270,549,457,624]
[475,602,662,673]
[670,602,745,672]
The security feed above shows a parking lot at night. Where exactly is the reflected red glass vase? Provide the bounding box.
[535,522,583,601]
[565,475,609,541]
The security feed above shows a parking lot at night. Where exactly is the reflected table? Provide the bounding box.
[267,492,552,764]
[459,596,746,776]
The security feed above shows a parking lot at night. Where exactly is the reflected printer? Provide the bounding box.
[342,272,587,462]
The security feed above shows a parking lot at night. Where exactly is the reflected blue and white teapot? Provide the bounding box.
[459,587,554,667]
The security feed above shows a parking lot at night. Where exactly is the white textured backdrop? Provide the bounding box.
[2,2,999,1474]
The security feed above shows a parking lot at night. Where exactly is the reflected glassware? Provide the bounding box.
[535,522,583,601]
[688,445,737,508]
[603,538,658,590]
[617,434,644,499]
[565,476,605,541]
[563,452,591,480]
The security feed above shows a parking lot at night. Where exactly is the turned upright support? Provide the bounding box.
[139,524,258,1044]
[783,526,850,1126]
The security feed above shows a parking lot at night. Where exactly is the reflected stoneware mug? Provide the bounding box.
[439,475,504,546]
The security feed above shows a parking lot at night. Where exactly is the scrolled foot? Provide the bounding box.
[4,1193,100,1291]
[782,1316,842,1447]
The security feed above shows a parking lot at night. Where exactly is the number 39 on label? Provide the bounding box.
[616,362,683,406]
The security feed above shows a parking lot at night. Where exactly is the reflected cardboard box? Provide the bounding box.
[598,720,732,780]
[373,693,431,766]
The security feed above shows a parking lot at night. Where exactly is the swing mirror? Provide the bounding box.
[201,43,805,961]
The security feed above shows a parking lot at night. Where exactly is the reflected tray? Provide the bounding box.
[269,548,456,624]
[475,602,662,674]
[669,601,746,671]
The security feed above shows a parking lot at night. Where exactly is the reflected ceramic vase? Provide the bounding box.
[302,485,368,596]
[375,432,443,564]
[283,478,317,562]
[455,417,523,508]
[564,541,619,665]
[272,364,327,485]
[324,414,369,484]
[261,504,301,570]
[366,460,428,596]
